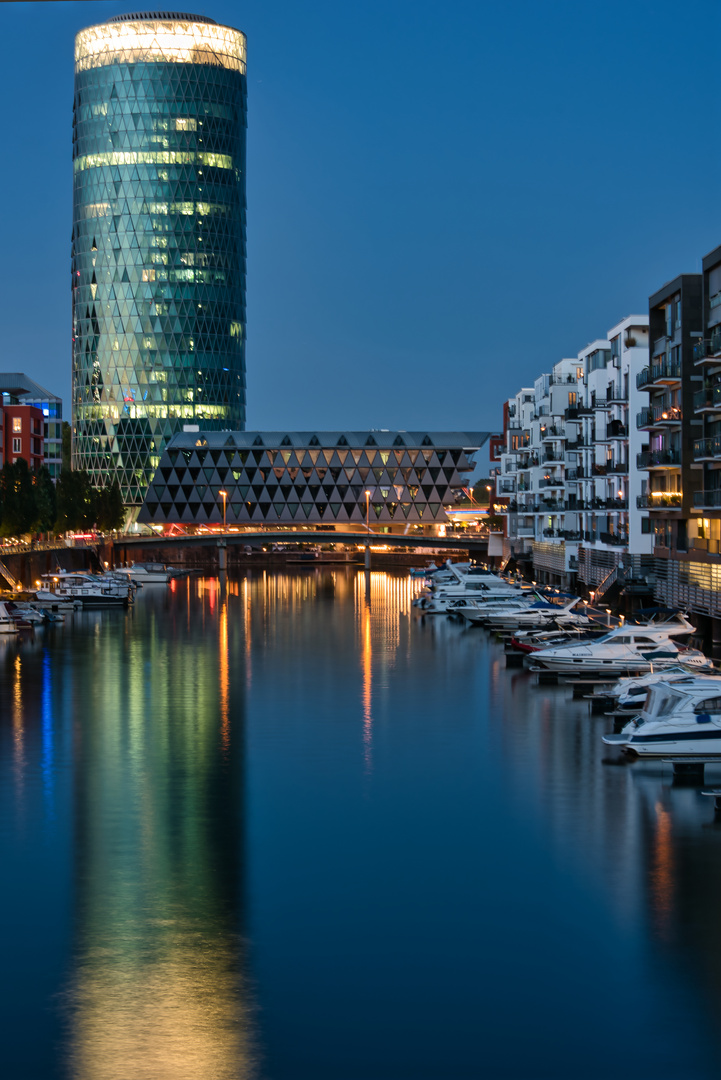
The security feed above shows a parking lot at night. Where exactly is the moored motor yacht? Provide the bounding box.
[486,598,591,632]
[602,677,721,756]
[0,601,18,634]
[39,572,131,609]
[529,615,706,675]
[113,562,189,584]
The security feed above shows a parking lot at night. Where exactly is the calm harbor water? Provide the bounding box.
[2,568,721,1079]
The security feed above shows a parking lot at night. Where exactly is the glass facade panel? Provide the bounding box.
[72,12,247,505]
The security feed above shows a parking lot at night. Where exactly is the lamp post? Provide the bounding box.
[365,490,371,570]
[219,489,227,530]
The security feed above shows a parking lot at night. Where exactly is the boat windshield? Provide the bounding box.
[643,685,687,719]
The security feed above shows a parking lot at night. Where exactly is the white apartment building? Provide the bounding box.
[496,316,652,590]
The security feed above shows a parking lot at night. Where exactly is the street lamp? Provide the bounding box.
[218,489,227,530]
[365,489,371,570]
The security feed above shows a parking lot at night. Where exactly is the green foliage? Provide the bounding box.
[96,480,125,532]
[0,460,37,536]
[32,466,57,533]
[0,459,126,538]
[472,479,494,505]
[62,421,72,472]
[55,469,97,532]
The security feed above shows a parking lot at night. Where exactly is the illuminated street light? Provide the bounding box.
[218,489,227,530]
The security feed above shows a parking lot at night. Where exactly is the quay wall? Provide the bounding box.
[0,547,100,591]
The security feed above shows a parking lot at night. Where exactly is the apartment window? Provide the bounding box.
[568,392,577,407]
[12,417,21,433]
[675,299,682,329]
[666,303,673,337]
[12,438,21,452]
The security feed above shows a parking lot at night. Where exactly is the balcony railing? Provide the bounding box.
[608,460,629,474]
[694,490,721,508]
[636,407,653,428]
[694,328,721,362]
[636,359,682,389]
[637,493,682,509]
[693,437,721,461]
[550,374,578,385]
[693,385,721,412]
[538,477,564,488]
[637,448,681,468]
[599,532,629,547]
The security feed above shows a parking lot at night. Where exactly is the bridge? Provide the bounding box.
[111,530,489,557]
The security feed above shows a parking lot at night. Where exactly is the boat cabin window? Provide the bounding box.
[693,697,721,714]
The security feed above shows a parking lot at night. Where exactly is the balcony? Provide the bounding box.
[542,451,564,464]
[564,405,593,420]
[693,437,721,463]
[497,480,516,494]
[607,460,628,474]
[694,490,721,509]
[539,426,563,438]
[694,328,721,364]
[599,532,629,547]
[596,420,627,442]
[637,448,681,469]
[636,359,682,389]
[693,385,721,413]
[538,477,564,488]
[551,374,578,385]
[637,493,682,509]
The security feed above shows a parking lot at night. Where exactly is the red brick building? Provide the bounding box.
[0,404,44,471]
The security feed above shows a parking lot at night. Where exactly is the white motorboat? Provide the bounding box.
[0,601,18,634]
[529,615,707,675]
[598,664,719,714]
[602,677,721,756]
[486,598,591,632]
[114,562,187,584]
[39,572,131,609]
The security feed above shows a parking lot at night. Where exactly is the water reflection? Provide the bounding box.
[63,586,257,1079]
[5,571,721,1077]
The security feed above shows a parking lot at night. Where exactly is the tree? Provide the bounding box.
[32,466,57,534]
[62,421,72,472]
[56,469,97,532]
[0,460,37,536]
[472,479,494,505]
[96,480,125,532]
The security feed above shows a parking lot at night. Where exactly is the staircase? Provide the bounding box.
[594,564,619,600]
[0,557,21,591]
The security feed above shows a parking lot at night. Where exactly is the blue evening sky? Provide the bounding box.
[1,0,719,447]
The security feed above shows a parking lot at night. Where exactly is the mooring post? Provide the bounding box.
[217,539,227,572]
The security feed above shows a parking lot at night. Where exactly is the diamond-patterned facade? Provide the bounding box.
[71,13,247,506]
[138,431,488,528]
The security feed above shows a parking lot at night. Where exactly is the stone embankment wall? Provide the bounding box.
[0,546,100,591]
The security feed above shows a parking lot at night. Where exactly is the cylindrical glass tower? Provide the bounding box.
[72,12,247,506]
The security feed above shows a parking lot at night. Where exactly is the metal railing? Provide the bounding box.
[637,359,682,388]
[694,490,721,508]
[693,385,721,412]
[637,448,681,468]
[637,493,682,509]
[694,437,721,461]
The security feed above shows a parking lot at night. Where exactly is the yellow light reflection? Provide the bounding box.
[650,801,674,941]
[13,653,25,796]
[361,602,372,773]
[219,600,229,752]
